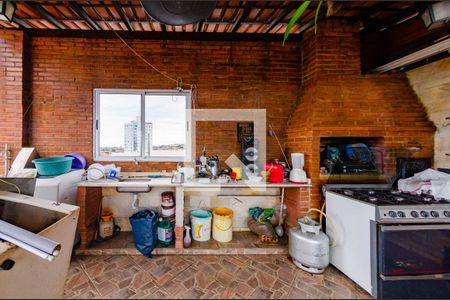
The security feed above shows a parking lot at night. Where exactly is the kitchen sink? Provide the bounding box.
[118,177,152,182]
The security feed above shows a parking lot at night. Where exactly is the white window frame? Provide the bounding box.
[93,88,191,162]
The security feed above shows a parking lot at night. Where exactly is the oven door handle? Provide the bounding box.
[380,273,450,281]
[380,224,450,231]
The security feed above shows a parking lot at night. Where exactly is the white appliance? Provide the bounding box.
[34,169,85,205]
[289,153,307,183]
[325,186,378,294]
[325,184,450,299]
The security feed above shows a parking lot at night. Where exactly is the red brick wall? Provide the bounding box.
[0,30,24,176]
[26,37,300,171]
[285,20,435,228]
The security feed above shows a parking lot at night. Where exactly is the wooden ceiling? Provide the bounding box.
[0,1,432,35]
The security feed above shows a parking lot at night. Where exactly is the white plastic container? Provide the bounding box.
[190,210,212,242]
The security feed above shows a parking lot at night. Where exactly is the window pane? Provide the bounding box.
[99,93,141,157]
[144,95,186,157]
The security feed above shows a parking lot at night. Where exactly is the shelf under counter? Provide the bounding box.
[76,231,288,256]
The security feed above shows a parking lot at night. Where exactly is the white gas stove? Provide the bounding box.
[324,184,450,299]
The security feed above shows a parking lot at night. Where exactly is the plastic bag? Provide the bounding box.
[248,218,276,238]
[129,209,159,257]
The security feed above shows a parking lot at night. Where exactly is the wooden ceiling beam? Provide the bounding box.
[263,2,297,34]
[67,2,100,30]
[26,2,66,29]
[230,2,252,33]
[113,2,133,31]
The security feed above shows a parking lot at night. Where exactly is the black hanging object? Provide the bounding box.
[141,1,217,26]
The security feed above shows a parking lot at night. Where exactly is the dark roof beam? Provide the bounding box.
[113,2,133,31]
[27,3,66,29]
[263,2,297,34]
[67,2,100,30]
[362,2,429,33]
[230,2,252,33]
[12,17,31,29]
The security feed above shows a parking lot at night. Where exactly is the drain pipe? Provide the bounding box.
[4,144,11,176]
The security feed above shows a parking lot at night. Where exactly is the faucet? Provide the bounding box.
[134,157,141,172]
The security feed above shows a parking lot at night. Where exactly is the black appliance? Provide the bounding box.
[241,137,259,174]
[396,158,432,179]
[321,143,378,174]
[141,1,217,26]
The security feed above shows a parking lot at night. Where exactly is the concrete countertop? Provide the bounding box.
[77,178,311,188]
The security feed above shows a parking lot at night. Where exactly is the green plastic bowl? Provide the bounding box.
[32,157,74,176]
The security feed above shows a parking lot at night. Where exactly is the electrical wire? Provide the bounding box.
[0,178,21,194]
[95,11,199,110]
[96,11,196,90]
[268,123,291,169]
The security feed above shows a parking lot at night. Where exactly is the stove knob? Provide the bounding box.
[397,211,405,218]
[388,211,397,218]
[430,211,439,218]
[410,211,419,218]
[444,211,450,218]
[420,211,429,218]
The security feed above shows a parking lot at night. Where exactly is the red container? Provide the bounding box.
[265,163,284,183]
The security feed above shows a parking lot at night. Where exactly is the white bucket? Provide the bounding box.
[212,208,233,243]
[190,210,212,242]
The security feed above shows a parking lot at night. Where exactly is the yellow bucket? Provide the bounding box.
[212,207,233,242]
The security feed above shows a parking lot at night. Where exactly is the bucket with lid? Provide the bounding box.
[190,210,212,242]
[212,207,233,243]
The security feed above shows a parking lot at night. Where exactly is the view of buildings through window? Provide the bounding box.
[123,116,153,155]
[95,90,188,160]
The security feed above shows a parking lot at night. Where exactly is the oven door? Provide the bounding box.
[377,224,450,299]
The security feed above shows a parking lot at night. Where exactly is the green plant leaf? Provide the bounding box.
[314,0,324,34]
[283,1,311,45]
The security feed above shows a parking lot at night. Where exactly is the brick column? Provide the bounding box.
[77,186,103,249]
[0,30,25,176]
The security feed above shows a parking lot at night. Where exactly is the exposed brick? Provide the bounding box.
[285,20,435,225]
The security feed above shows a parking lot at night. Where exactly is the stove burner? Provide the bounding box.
[344,190,354,196]
[422,196,433,202]
[334,188,448,206]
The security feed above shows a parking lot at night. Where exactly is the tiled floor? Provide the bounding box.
[64,255,372,299]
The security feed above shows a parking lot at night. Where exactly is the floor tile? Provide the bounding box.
[64,255,372,299]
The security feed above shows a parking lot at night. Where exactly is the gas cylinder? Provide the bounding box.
[289,216,329,274]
